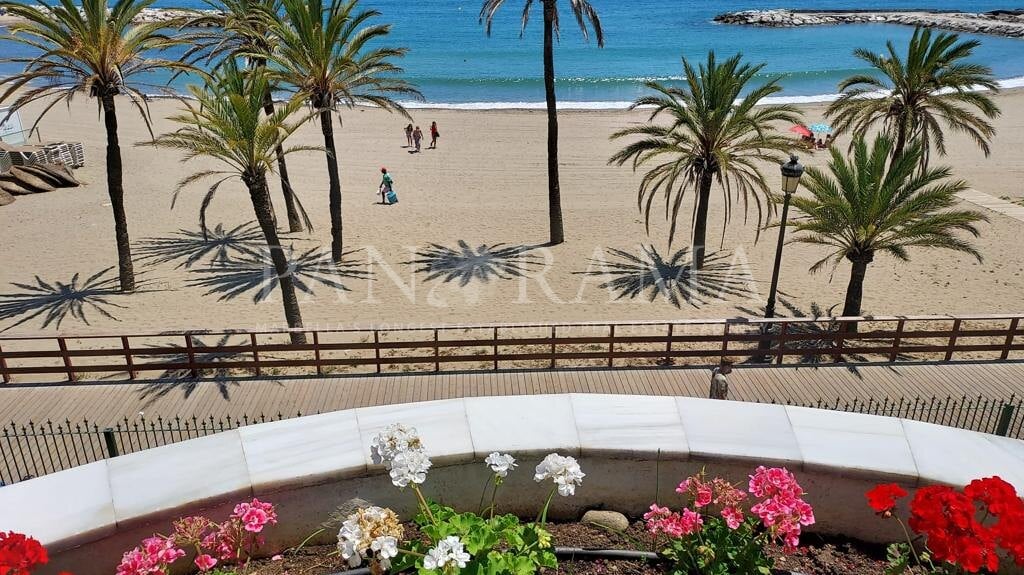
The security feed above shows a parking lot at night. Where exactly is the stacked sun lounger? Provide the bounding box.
[41,142,85,168]
[0,150,11,174]
[0,143,47,167]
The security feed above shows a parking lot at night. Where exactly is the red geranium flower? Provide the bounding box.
[0,531,49,575]
[866,483,908,513]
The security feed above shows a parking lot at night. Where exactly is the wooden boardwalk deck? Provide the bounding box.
[2,361,1023,427]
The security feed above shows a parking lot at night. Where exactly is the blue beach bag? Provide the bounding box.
[386,189,398,204]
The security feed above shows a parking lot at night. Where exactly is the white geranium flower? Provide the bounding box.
[389,448,432,487]
[371,535,399,569]
[337,519,365,567]
[534,453,585,496]
[423,536,471,571]
[423,545,446,570]
[371,423,424,465]
[484,452,517,478]
[442,536,470,568]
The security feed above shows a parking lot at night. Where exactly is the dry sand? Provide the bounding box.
[1,91,1023,336]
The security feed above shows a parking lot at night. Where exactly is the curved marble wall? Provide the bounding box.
[2,394,1024,575]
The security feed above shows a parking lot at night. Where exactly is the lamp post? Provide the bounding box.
[764,155,804,321]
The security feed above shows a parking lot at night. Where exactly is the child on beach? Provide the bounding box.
[413,126,423,152]
[379,167,395,204]
[405,124,413,147]
[429,121,439,149]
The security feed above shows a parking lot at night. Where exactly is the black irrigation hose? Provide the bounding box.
[554,547,662,561]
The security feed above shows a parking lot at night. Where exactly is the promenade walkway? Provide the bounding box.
[958,189,1024,223]
[3,361,1022,427]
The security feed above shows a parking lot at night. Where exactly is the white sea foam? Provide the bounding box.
[392,75,1024,110]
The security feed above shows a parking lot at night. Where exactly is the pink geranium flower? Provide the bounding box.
[194,554,218,571]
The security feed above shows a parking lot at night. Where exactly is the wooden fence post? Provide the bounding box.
[607,325,615,368]
[493,327,499,370]
[433,329,440,372]
[890,319,905,363]
[1001,318,1019,361]
[720,323,730,363]
[185,335,198,379]
[944,319,962,362]
[0,342,9,384]
[374,331,382,373]
[550,326,557,369]
[57,337,76,382]
[250,333,261,377]
[122,336,136,380]
[775,322,788,365]
[664,323,673,364]
[313,331,323,376]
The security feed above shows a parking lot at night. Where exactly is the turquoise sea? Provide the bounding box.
[2,0,1024,107]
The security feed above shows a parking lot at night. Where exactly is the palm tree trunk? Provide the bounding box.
[262,93,304,233]
[100,94,135,293]
[542,0,564,246]
[247,172,307,345]
[841,255,873,334]
[691,171,714,270]
[319,108,345,263]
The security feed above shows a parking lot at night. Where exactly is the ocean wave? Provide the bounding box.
[393,75,1024,110]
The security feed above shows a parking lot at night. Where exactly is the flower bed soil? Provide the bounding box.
[240,521,889,575]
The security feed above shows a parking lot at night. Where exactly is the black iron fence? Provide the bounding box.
[2,395,1022,486]
[0,412,305,485]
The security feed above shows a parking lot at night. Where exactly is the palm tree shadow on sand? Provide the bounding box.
[134,334,246,405]
[576,245,753,308]
[405,241,543,287]
[187,247,370,302]
[0,268,152,332]
[134,222,265,269]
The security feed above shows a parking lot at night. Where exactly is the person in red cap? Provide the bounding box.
[379,167,395,204]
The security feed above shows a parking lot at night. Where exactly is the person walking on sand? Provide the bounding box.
[405,123,413,148]
[379,167,395,204]
[429,121,440,149]
[413,126,423,152]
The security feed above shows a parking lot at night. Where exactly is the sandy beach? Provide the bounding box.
[1,90,1023,336]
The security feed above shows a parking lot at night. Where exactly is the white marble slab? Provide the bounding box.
[465,394,580,457]
[903,419,1024,492]
[108,430,252,524]
[986,434,1024,465]
[240,410,366,492]
[677,398,803,467]
[786,406,918,482]
[356,398,474,467]
[570,394,688,459]
[0,461,114,546]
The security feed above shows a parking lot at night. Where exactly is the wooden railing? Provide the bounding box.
[0,314,1022,383]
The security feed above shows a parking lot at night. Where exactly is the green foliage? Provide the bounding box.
[608,51,801,246]
[786,134,987,273]
[660,517,771,575]
[0,0,192,132]
[394,501,557,575]
[826,27,1000,165]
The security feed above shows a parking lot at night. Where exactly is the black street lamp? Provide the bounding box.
[764,155,804,320]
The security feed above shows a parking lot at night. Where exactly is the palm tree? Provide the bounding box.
[609,52,801,269]
[183,0,310,233]
[0,0,192,292]
[787,134,987,322]
[480,0,604,246]
[827,27,1000,167]
[144,62,316,344]
[265,0,419,263]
